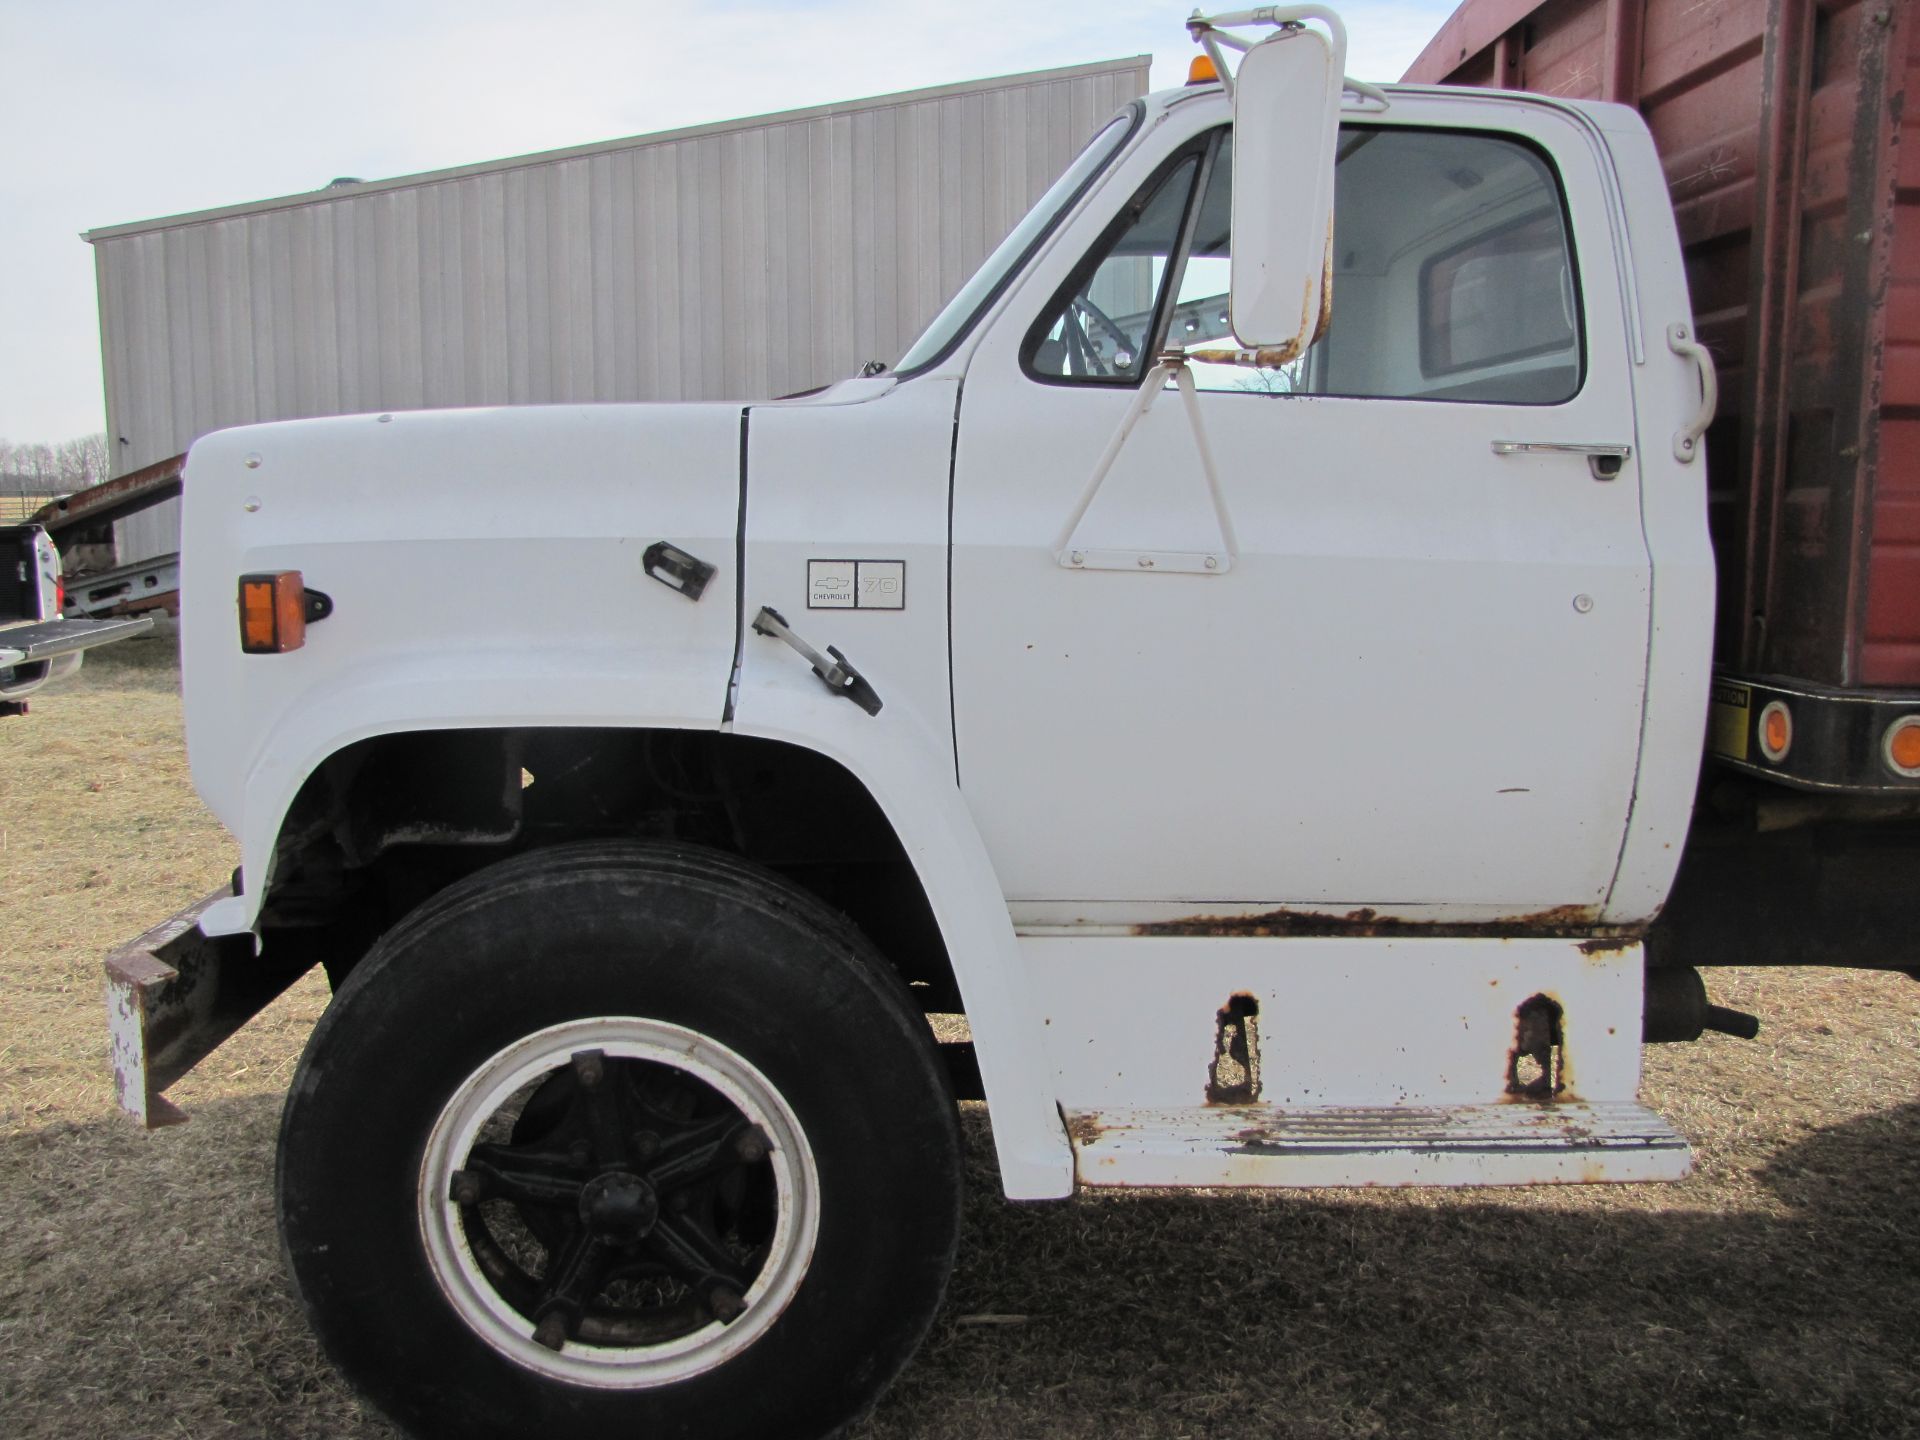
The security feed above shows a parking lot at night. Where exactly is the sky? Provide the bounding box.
[0,0,1456,446]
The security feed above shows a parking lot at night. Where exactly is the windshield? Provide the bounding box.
[893,106,1140,375]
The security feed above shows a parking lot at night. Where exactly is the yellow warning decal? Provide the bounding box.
[1706,681,1751,761]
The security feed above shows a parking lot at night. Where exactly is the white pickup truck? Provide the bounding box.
[1,523,151,716]
[107,9,1748,1438]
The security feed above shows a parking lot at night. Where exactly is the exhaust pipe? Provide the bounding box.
[1644,967,1761,1043]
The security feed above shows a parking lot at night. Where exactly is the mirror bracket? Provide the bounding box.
[1053,348,1239,576]
[1185,7,1388,108]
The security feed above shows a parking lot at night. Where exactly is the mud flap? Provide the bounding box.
[104,886,314,1127]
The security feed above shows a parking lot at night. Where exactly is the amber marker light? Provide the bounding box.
[1757,700,1792,763]
[238,571,308,653]
[1187,54,1218,84]
[1885,716,1920,778]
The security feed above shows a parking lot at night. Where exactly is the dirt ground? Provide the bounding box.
[2,630,1917,1439]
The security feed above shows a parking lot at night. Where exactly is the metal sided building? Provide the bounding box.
[84,56,1149,563]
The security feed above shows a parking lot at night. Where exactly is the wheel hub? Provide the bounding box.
[579,1171,659,1240]
[419,1018,820,1389]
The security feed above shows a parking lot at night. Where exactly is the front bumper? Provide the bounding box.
[105,887,314,1127]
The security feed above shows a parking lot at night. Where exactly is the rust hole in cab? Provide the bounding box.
[1577,936,1633,957]
[1206,993,1261,1105]
[1506,994,1567,1101]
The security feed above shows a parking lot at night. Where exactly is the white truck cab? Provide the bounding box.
[106,12,1724,1439]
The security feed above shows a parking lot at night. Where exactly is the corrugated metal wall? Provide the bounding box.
[89,57,1148,561]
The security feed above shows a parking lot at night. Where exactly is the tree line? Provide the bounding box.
[0,433,111,495]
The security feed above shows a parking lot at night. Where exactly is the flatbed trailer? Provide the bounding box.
[29,452,186,619]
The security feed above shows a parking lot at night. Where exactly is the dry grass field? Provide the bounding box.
[3,630,1917,1439]
[0,495,62,525]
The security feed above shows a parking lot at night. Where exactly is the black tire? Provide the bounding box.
[278,840,963,1440]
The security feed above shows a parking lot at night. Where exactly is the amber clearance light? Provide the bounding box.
[1187,54,1219,84]
[238,571,312,654]
[1757,700,1793,763]
[1885,715,1920,778]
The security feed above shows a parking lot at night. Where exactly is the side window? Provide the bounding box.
[1025,154,1201,382]
[1420,212,1577,377]
[1184,129,1584,405]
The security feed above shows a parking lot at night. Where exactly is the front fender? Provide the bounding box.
[197,650,730,939]
[181,405,746,841]
[211,659,1078,1200]
[733,662,1075,1201]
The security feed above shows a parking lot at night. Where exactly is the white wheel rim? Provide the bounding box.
[417,1016,820,1389]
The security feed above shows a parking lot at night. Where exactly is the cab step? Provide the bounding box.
[1066,1101,1690,1189]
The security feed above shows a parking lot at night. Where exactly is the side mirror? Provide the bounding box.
[1228,23,1343,359]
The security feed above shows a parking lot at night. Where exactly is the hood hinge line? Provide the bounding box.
[722,406,751,726]
[946,377,965,787]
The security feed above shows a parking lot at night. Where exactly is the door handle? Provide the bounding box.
[1491,440,1631,481]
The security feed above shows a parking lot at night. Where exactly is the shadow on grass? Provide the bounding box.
[862,1103,1920,1440]
[5,1095,1916,1440]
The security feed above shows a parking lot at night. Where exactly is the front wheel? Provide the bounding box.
[278,842,963,1440]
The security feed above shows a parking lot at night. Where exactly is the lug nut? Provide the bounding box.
[448,1170,484,1206]
[705,1285,746,1323]
[634,1131,661,1160]
[733,1126,771,1165]
[532,1313,570,1351]
[572,1052,605,1089]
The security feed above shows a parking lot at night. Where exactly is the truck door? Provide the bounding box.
[949,110,1651,921]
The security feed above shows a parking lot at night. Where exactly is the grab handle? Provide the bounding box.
[1667,322,1717,464]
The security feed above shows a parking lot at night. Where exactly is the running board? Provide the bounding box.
[1067,1102,1690,1189]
